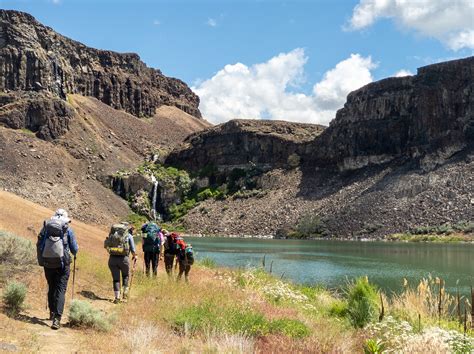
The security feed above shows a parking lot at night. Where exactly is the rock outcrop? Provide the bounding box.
[166,119,325,172]
[0,10,201,119]
[305,57,474,171]
[0,91,74,140]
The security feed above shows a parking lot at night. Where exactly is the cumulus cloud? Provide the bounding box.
[206,18,217,27]
[347,0,474,50]
[193,49,376,125]
[394,69,413,77]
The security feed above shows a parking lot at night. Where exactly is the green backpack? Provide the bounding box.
[104,224,130,256]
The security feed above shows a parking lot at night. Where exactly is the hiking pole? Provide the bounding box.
[71,256,77,300]
[128,257,138,298]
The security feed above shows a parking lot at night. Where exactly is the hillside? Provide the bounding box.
[0,95,210,224]
[162,57,474,238]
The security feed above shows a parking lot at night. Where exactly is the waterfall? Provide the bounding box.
[150,175,158,221]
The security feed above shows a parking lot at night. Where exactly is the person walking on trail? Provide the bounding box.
[141,222,162,277]
[176,236,194,282]
[163,230,178,276]
[104,222,137,304]
[36,208,78,330]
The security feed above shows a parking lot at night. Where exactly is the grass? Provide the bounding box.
[4,230,469,353]
[387,221,474,243]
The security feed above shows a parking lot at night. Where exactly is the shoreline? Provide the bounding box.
[183,233,474,243]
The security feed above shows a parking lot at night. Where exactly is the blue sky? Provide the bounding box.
[2,0,473,124]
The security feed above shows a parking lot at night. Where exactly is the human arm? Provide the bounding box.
[67,228,79,256]
[128,234,137,259]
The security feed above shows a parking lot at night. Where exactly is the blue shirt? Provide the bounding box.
[127,232,136,254]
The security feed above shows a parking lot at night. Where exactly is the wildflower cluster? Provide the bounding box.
[366,316,473,353]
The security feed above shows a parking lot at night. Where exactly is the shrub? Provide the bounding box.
[294,214,329,238]
[0,231,36,266]
[169,198,197,220]
[2,281,27,316]
[329,299,349,317]
[198,257,217,269]
[269,318,310,338]
[69,300,111,331]
[227,309,270,336]
[345,277,379,328]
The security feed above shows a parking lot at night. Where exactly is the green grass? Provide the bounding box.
[171,301,309,338]
[197,257,217,269]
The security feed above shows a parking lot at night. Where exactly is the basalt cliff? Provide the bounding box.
[163,57,473,238]
[0,10,201,129]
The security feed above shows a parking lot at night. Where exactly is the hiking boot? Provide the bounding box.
[113,298,120,304]
[122,287,129,300]
[49,311,55,320]
[51,317,60,330]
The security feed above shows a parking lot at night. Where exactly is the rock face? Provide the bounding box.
[0,91,74,140]
[305,57,474,171]
[166,119,325,172]
[0,10,201,119]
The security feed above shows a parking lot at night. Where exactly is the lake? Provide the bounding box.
[187,237,474,296]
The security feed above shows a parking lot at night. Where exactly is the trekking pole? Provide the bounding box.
[71,256,77,300]
[128,257,138,297]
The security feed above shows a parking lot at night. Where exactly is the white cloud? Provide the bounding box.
[50,0,61,4]
[206,18,217,27]
[348,0,474,50]
[193,49,377,125]
[394,69,413,77]
[153,20,161,26]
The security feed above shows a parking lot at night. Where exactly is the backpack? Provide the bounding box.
[38,218,69,268]
[164,233,179,254]
[185,244,194,265]
[143,223,160,253]
[104,224,130,256]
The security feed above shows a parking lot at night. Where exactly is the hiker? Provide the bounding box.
[176,237,194,282]
[163,230,177,276]
[104,222,137,303]
[141,222,162,277]
[37,208,78,330]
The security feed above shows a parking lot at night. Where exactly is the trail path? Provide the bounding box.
[0,190,116,352]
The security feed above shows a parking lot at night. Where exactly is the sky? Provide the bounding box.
[1,0,473,125]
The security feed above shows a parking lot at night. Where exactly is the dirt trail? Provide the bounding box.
[0,190,117,352]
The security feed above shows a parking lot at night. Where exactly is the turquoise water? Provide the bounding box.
[188,237,474,296]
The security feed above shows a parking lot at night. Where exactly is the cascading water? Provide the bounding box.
[150,175,158,221]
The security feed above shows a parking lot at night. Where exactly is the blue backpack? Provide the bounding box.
[143,223,161,253]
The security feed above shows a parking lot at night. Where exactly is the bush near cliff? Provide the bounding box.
[387,221,474,242]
